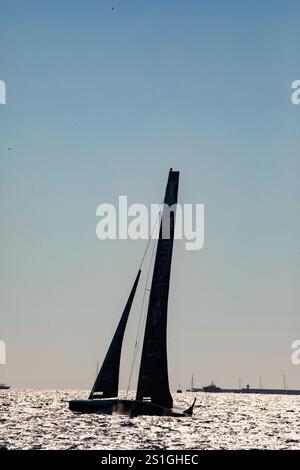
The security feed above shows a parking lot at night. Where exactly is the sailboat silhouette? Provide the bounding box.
[69,169,195,417]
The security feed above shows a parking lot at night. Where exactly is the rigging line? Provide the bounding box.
[138,204,163,270]
[125,236,158,397]
[125,210,162,397]
[135,205,162,351]
[136,173,169,272]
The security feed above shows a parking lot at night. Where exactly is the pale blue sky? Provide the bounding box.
[0,0,299,390]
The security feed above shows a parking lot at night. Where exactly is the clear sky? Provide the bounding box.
[0,0,299,391]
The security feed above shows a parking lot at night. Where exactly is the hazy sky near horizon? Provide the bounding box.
[1,0,300,391]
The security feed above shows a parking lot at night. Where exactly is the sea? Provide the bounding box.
[0,390,300,450]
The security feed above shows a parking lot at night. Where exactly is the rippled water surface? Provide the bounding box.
[0,390,300,449]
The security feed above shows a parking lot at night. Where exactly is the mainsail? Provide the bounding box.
[136,169,179,408]
[89,270,141,399]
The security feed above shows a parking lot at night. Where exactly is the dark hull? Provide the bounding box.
[69,399,189,417]
[0,385,10,390]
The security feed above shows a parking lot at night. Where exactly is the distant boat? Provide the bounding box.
[185,375,300,395]
[69,169,196,417]
[203,382,221,392]
[0,384,10,390]
[199,382,300,395]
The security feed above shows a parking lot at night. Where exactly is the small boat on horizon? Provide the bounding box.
[69,169,196,417]
[0,384,10,390]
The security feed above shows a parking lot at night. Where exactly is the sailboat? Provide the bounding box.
[69,169,195,417]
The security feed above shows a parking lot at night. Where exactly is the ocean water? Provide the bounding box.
[0,390,300,450]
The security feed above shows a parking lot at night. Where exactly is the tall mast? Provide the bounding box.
[136,169,179,408]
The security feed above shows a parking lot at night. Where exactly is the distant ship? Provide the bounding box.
[69,169,196,417]
[0,384,10,390]
[202,382,221,392]
[190,381,300,396]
